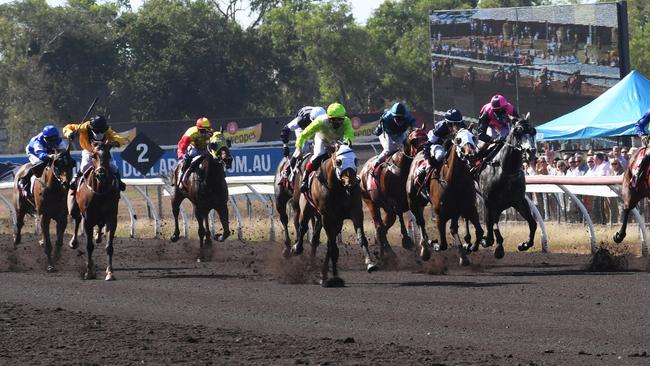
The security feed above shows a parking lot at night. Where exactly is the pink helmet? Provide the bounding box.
[490,95,508,110]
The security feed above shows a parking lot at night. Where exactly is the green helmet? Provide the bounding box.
[326,103,346,119]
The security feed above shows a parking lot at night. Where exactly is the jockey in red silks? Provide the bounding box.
[473,94,519,166]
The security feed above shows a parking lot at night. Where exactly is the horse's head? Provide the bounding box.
[91,141,113,184]
[453,128,478,161]
[208,131,233,169]
[332,144,358,189]
[51,150,75,190]
[507,112,537,161]
[405,127,428,157]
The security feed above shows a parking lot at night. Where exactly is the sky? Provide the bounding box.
[0,0,386,25]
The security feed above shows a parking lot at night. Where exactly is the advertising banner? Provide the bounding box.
[223,123,262,145]
[0,146,284,182]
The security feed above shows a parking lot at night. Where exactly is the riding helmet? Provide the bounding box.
[309,107,326,121]
[491,95,508,110]
[326,103,346,119]
[89,115,108,133]
[196,117,211,130]
[42,125,60,143]
[444,109,463,124]
[390,102,407,117]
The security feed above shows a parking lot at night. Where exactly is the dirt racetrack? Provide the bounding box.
[2,231,650,366]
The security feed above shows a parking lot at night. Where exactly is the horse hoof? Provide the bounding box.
[459,257,470,266]
[517,242,532,252]
[46,265,57,273]
[420,247,431,262]
[196,257,203,263]
[38,239,45,247]
[83,271,96,280]
[214,232,230,242]
[433,243,447,252]
[282,247,291,258]
[613,232,625,244]
[170,234,180,243]
[401,236,414,250]
[366,263,379,273]
[482,237,493,248]
[463,235,472,245]
[495,245,505,259]
[105,272,115,281]
[69,238,78,249]
[321,277,345,288]
[292,244,304,255]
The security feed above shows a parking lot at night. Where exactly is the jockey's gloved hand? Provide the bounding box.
[282,145,290,157]
[46,154,55,161]
[343,139,352,146]
[373,125,383,136]
[280,126,291,144]
[108,141,120,148]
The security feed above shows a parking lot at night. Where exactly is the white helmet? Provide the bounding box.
[309,107,326,121]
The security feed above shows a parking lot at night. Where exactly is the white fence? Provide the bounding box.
[1,175,646,256]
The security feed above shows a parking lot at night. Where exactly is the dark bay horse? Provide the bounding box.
[360,128,427,261]
[69,142,120,280]
[274,153,322,256]
[170,137,232,262]
[13,148,74,272]
[407,129,483,265]
[614,148,648,244]
[477,117,537,259]
[293,144,377,287]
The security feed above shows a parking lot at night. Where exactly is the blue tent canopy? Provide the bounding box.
[536,70,650,141]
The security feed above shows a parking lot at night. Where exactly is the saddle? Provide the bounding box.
[368,153,399,191]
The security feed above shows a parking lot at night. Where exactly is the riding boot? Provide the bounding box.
[300,161,315,193]
[371,154,387,178]
[281,156,297,180]
[431,158,444,180]
[69,171,82,194]
[470,144,489,174]
[178,156,192,189]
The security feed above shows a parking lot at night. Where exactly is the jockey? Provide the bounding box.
[296,102,354,193]
[474,94,519,163]
[63,115,127,191]
[18,125,68,195]
[536,66,550,86]
[631,109,650,187]
[176,117,212,189]
[414,109,465,186]
[280,106,326,179]
[370,102,418,177]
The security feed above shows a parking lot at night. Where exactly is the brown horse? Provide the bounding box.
[360,128,427,261]
[170,139,232,262]
[13,148,74,272]
[614,148,649,244]
[292,144,377,287]
[564,74,585,96]
[407,129,483,265]
[274,153,322,256]
[68,142,120,280]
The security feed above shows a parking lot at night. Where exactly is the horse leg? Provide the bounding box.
[365,199,387,259]
[14,209,26,247]
[513,200,537,252]
[292,202,311,255]
[396,212,413,250]
[170,191,183,242]
[83,220,96,280]
[352,206,378,273]
[53,214,66,265]
[614,195,640,243]
[94,224,103,244]
[214,204,230,242]
[309,216,322,257]
[467,208,485,252]
[434,215,449,252]
[380,210,398,261]
[321,218,344,287]
[105,218,117,281]
[451,218,470,266]
[412,203,431,261]
[40,216,55,273]
[277,195,291,256]
[483,208,496,248]
[195,209,208,262]
[463,218,472,245]
[68,200,81,249]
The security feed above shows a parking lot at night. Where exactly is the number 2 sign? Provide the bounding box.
[121,132,164,176]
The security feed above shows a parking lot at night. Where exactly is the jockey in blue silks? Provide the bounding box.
[19,125,68,194]
[371,102,418,177]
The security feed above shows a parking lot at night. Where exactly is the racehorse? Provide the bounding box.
[406,129,483,266]
[442,58,453,77]
[477,116,537,259]
[274,152,322,256]
[461,69,476,89]
[292,144,377,287]
[613,148,649,244]
[564,74,585,96]
[68,142,120,280]
[490,69,506,85]
[13,147,74,272]
[533,77,552,97]
[170,136,232,262]
[360,128,427,261]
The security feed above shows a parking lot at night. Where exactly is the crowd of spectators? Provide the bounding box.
[524,145,631,178]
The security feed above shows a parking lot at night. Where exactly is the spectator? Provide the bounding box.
[575,153,589,174]
[612,146,628,169]
[610,159,624,175]
[555,160,569,175]
[585,156,596,176]
[567,157,583,176]
[593,152,613,176]
[536,156,549,175]
[621,147,629,162]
